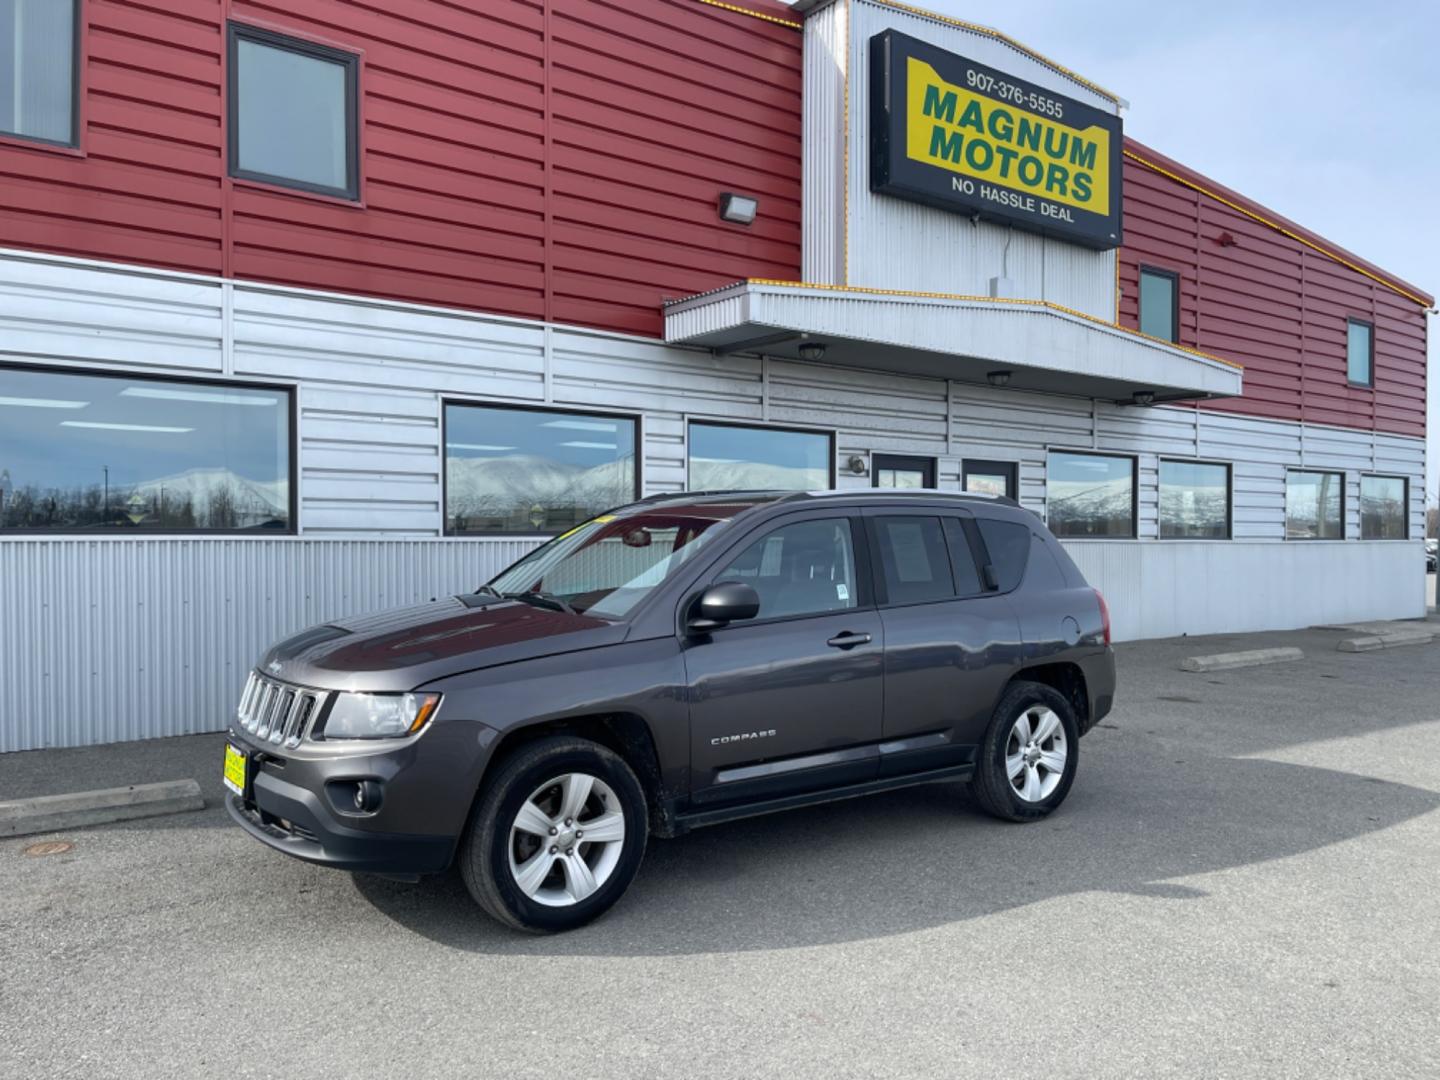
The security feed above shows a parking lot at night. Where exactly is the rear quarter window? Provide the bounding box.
[976,518,1031,592]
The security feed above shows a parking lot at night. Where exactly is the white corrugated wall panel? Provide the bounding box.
[0,539,541,753]
[802,0,847,284]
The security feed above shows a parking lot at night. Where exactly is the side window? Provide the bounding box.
[714,518,857,620]
[976,518,1031,592]
[940,518,985,596]
[873,516,953,605]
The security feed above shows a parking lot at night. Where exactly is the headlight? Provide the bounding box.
[322,692,441,739]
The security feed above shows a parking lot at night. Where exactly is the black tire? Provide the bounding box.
[971,680,1079,822]
[459,736,648,933]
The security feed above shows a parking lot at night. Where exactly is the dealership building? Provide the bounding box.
[0,0,1430,751]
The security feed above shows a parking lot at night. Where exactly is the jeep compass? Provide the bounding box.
[224,490,1116,932]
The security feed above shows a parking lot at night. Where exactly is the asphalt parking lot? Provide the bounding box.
[4,621,1440,1080]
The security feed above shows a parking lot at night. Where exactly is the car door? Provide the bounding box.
[864,508,1022,775]
[682,512,884,807]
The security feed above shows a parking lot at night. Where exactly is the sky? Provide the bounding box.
[788,0,1439,504]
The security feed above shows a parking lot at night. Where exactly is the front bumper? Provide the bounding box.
[223,720,492,877]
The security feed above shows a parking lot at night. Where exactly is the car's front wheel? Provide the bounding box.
[459,736,648,933]
[970,680,1079,822]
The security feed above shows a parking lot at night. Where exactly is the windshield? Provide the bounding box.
[487,504,755,619]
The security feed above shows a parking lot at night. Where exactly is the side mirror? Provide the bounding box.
[687,581,760,633]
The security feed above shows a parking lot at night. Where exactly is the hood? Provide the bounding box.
[258,596,628,693]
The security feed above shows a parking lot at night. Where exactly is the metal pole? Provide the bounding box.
[103,465,109,526]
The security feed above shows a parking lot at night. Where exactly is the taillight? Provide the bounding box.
[1094,588,1111,646]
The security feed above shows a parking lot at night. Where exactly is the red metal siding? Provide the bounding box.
[0,0,802,335]
[1119,139,1429,439]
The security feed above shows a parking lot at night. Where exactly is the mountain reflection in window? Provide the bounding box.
[0,366,290,532]
[1159,460,1230,539]
[444,404,637,535]
[688,422,831,492]
[1046,451,1135,538]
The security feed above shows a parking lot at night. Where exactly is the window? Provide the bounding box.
[444,404,637,535]
[688,422,832,491]
[1159,460,1231,539]
[940,518,984,595]
[0,0,78,147]
[713,518,856,620]
[1139,267,1179,343]
[1347,319,1374,387]
[1285,470,1344,540]
[873,516,953,605]
[962,459,1017,499]
[872,454,934,489]
[1360,475,1407,540]
[228,24,359,199]
[1046,451,1136,538]
[487,505,749,618]
[0,366,292,532]
[975,518,1031,591]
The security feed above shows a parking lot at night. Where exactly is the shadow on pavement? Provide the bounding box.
[353,733,1439,956]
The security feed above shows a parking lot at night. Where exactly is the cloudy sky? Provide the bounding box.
[789,0,1438,503]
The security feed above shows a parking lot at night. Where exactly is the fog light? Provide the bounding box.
[353,780,383,812]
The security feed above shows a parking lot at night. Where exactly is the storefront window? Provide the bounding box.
[1285,470,1344,540]
[444,404,637,535]
[687,422,832,491]
[1046,451,1135,538]
[0,365,291,531]
[1359,475,1406,539]
[1159,460,1231,539]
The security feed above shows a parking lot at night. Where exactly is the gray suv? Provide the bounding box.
[224,490,1115,932]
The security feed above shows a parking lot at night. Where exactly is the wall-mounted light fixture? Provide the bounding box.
[718,192,759,225]
[848,455,868,476]
[987,370,1012,387]
[1132,390,1156,406]
[798,342,827,362]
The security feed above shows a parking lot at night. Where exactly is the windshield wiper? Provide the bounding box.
[503,590,577,615]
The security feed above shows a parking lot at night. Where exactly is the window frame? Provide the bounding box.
[1157,457,1233,541]
[961,458,1018,500]
[0,0,84,153]
[1359,473,1408,541]
[0,361,297,536]
[686,418,837,492]
[1044,448,1139,540]
[226,21,361,202]
[440,398,642,538]
[1138,265,1181,344]
[1346,317,1375,389]
[1284,468,1347,542]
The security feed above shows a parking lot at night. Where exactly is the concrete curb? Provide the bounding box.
[1337,629,1437,653]
[1181,647,1304,673]
[0,779,204,838]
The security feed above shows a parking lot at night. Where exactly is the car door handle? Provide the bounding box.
[826,631,872,649]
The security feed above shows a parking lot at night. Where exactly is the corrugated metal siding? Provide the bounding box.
[802,0,846,283]
[831,0,1117,315]
[0,0,803,342]
[0,538,537,753]
[1118,143,1429,439]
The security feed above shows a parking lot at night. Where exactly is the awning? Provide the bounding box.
[664,280,1242,404]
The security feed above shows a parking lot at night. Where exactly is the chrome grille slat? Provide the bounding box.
[235,671,327,747]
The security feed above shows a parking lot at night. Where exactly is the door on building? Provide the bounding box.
[962,459,1018,500]
[683,514,884,806]
[872,454,935,489]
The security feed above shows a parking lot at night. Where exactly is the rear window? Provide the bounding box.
[873,516,953,605]
[976,518,1031,592]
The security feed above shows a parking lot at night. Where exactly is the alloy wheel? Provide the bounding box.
[507,772,626,907]
[1006,706,1068,803]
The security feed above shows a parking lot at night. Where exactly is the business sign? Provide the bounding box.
[869,30,1123,249]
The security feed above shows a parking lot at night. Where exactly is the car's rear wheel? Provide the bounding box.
[459,736,647,933]
[971,681,1079,822]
